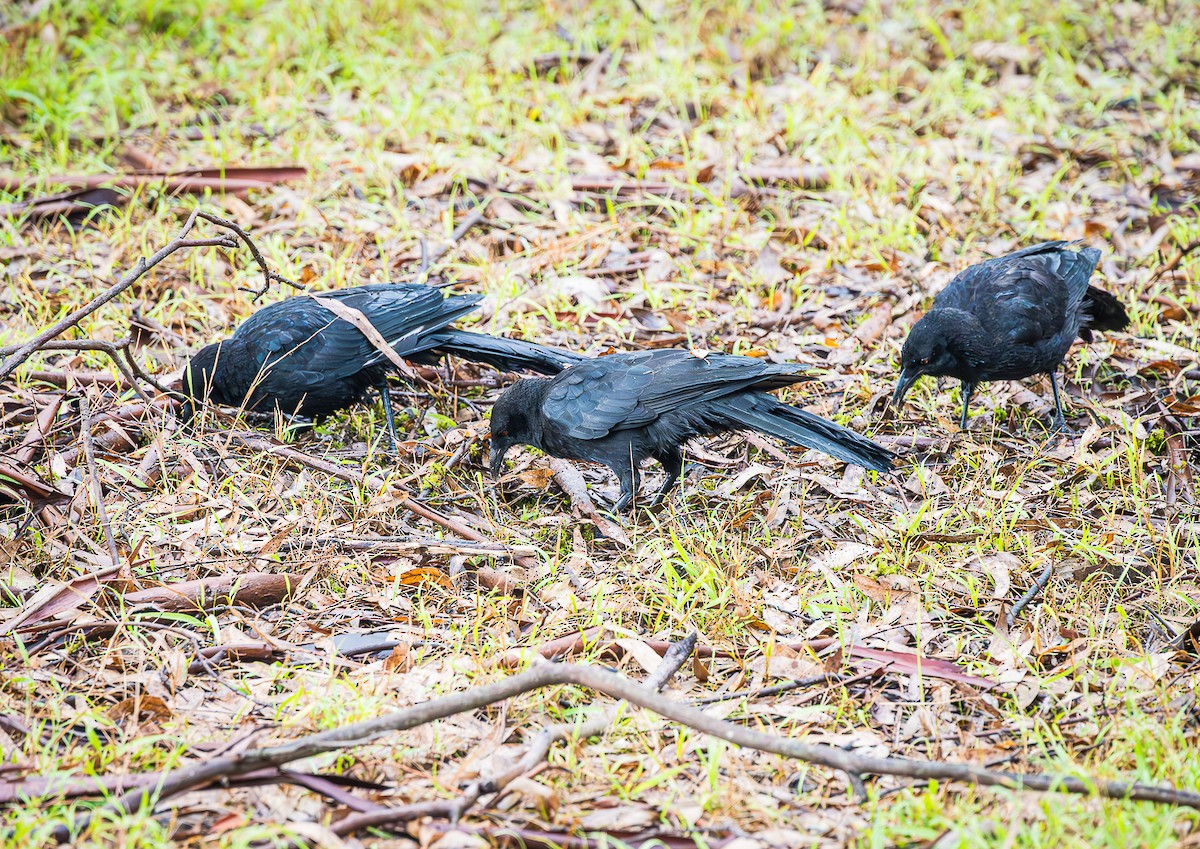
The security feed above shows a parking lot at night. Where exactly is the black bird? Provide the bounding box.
[893,241,1128,432]
[488,348,895,511]
[182,284,583,445]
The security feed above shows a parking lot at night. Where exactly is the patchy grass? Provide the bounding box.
[2,0,1199,846]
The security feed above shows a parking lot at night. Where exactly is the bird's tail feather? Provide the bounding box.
[713,395,894,472]
[418,329,585,375]
[1082,285,1129,333]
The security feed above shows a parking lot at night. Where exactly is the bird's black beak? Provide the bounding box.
[489,440,510,478]
[892,367,922,408]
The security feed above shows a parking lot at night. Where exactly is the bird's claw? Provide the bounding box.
[1049,417,1080,439]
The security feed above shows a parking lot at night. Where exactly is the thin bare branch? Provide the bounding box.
[1149,238,1200,282]
[0,209,304,383]
[59,647,1200,843]
[451,633,697,822]
[0,209,236,382]
[79,395,120,567]
[323,635,699,842]
[192,210,303,298]
[0,338,156,404]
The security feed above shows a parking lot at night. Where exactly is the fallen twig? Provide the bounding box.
[0,210,233,382]
[123,572,302,613]
[1005,559,1056,630]
[23,369,120,389]
[329,634,699,840]
[59,648,1200,842]
[499,625,610,668]
[0,209,301,383]
[79,396,121,568]
[548,458,632,546]
[187,642,281,674]
[1150,238,1200,282]
[0,338,169,403]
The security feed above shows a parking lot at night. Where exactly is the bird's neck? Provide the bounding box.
[514,378,552,449]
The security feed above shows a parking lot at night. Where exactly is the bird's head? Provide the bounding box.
[488,378,547,477]
[179,342,224,427]
[893,311,966,407]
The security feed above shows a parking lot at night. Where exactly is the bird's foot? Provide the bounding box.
[1049,415,1080,438]
[646,485,675,511]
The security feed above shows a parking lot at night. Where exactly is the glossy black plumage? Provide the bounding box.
[489,349,895,511]
[182,284,583,442]
[893,241,1128,431]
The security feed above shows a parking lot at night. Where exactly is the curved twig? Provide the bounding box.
[0,208,303,383]
[327,634,700,841]
[1149,239,1200,282]
[192,210,302,298]
[55,648,1200,843]
[0,209,238,383]
[0,337,167,403]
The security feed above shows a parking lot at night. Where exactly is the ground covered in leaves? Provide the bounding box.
[1,0,1199,847]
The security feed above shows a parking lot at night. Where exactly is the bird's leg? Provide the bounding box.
[649,448,683,508]
[958,381,977,431]
[612,458,641,512]
[376,380,401,452]
[1049,372,1073,434]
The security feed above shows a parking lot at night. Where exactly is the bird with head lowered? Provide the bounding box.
[181,283,584,447]
[489,348,894,512]
[893,241,1128,433]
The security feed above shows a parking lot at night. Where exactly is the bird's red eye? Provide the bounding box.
[496,429,508,437]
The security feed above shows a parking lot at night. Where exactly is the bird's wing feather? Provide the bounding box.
[235,285,480,383]
[937,244,1097,346]
[543,351,810,440]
